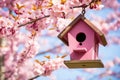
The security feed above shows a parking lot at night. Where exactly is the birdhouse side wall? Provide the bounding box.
[94,34,99,59]
[68,20,97,60]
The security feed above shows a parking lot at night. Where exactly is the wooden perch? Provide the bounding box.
[64,60,104,68]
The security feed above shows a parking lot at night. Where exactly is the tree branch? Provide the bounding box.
[29,75,40,80]
[70,0,98,9]
[36,43,64,56]
[18,15,50,27]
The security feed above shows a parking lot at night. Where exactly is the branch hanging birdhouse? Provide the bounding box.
[58,14,107,68]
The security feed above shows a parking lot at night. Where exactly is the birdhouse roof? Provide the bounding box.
[58,14,107,46]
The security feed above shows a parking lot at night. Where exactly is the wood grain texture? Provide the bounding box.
[64,60,104,68]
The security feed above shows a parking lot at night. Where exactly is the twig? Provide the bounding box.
[70,4,88,9]
[18,15,50,27]
[29,75,40,80]
[36,44,64,56]
[70,0,97,9]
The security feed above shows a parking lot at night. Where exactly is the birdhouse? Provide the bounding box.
[58,14,107,68]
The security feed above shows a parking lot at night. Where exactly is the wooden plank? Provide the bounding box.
[64,60,104,68]
[58,26,71,45]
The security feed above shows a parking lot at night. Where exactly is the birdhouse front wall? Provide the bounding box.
[68,20,98,60]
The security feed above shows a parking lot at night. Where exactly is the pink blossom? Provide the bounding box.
[105,61,115,68]
[42,58,64,76]
[33,61,45,75]
[0,0,119,80]
[113,57,120,64]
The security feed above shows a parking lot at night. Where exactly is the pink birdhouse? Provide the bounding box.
[58,14,107,68]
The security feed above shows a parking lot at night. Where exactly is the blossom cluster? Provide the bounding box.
[33,58,65,76]
[0,0,120,80]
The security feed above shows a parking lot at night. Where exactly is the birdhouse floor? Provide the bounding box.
[64,60,104,68]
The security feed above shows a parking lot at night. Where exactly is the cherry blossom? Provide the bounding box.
[0,0,120,80]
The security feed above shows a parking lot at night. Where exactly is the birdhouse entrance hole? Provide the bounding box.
[76,32,86,45]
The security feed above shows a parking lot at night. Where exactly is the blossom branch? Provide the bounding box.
[29,75,40,80]
[36,43,64,56]
[70,0,101,9]
[18,15,50,27]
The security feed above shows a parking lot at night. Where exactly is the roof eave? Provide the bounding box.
[84,19,107,46]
